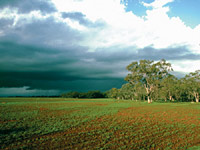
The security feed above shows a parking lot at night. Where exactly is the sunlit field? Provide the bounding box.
[0,98,200,149]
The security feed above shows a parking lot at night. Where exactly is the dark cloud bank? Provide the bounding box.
[0,40,197,96]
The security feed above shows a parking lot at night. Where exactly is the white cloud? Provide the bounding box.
[171,60,200,74]
[50,0,200,54]
[142,0,174,9]
[0,7,17,19]
[2,0,199,54]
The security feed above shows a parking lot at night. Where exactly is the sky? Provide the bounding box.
[0,0,200,96]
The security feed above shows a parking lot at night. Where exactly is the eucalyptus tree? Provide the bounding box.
[119,83,134,100]
[160,74,177,101]
[133,82,146,101]
[172,78,189,102]
[119,83,145,100]
[106,88,120,99]
[184,70,200,103]
[125,59,173,103]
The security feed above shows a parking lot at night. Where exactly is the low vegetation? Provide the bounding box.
[0,98,200,149]
[61,91,106,98]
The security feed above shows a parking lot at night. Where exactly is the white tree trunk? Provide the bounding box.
[196,93,199,103]
[169,95,172,101]
[148,96,151,103]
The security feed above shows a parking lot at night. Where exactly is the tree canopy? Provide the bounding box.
[125,59,173,103]
[107,59,199,103]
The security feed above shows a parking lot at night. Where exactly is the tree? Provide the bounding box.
[106,88,120,99]
[119,83,135,100]
[125,59,173,103]
[61,91,80,98]
[173,78,189,102]
[119,82,146,101]
[184,70,200,103]
[131,82,146,101]
[86,91,105,98]
[61,91,106,98]
[160,74,177,101]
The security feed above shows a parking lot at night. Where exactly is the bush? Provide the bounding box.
[61,91,106,98]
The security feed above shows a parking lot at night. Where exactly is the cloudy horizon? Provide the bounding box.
[0,0,200,96]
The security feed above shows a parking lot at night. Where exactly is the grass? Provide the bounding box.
[0,98,200,149]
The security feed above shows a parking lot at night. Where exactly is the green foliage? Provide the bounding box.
[125,59,173,103]
[61,91,80,98]
[184,70,200,102]
[61,91,106,98]
[107,59,200,103]
[106,88,120,99]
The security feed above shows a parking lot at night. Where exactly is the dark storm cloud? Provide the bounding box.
[0,42,122,91]
[0,40,118,80]
[0,39,198,92]
[0,41,125,91]
[62,12,106,28]
[1,42,197,92]
[92,46,200,63]
[62,12,86,23]
[137,46,200,60]
[0,18,14,31]
[0,70,125,91]
[2,16,82,46]
[0,0,56,14]
[0,13,119,93]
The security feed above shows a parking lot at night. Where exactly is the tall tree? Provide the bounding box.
[119,83,134,100]
[106,88,120,99]
[173,78,189,102]
[160,74,177,101]
[125,59,173,103]
[184,70,200,103]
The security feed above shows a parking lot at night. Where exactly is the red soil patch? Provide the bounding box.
[0,119,17,124]
[94,103,108,106]
[39,107,48,111]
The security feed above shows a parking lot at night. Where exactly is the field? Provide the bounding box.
[0,98,200,150]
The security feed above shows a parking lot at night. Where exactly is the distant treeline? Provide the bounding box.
[61,91,107,98]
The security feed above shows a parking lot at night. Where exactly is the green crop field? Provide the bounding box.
[0,98,200,150]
